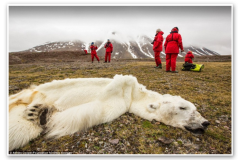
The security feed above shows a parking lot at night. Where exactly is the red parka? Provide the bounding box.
[185,51,194,63]
[84,50,88,54]
[105,42,113,53]
[164,28,184,54]
[153,31,164,52]
[90,45,98,54]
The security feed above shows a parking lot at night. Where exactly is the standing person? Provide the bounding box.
[152,29,164,69]
[90,42,100,63]
[185,51,194,63]
[104,39,113,63]
[164,27,184,73]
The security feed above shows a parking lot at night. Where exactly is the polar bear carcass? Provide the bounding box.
[9,75,210,151]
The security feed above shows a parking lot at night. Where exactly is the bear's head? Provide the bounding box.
[147,94,210,135]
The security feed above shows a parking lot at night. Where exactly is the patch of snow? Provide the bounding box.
[96,40,107,52]
[195,49,205,56]
[191,46,196,50]
[187,49,201,56]
[83,43,90,52]
[136,36,153,58]
[201,48,214,55]
[146,47,154,58]
[178,54,183,57]
[126,41,137,59]
[200,48,211,55]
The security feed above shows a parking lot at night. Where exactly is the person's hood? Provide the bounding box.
[170,27,178,33]
[187,51,193,54]
[155,31,164,36]
[159,31,164,35]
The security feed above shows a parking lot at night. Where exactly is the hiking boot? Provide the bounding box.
[154,64,162,69]
[104,61,107,63]
[166,70,171,72]
[172,71,179,73]
[159,63,162,69]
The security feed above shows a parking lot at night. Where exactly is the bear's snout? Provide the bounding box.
[202,121,210,128]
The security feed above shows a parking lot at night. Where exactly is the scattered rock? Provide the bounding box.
[184,143,199,150]
[9,85,19,91]
[157,137,174,144]
[98,149,104,154]
[109,139,119,144]
[224,126,229,130]
[184,143,192,147]
[192,144,200,150]
[210,146,215,150]
[220,115,229,121]
[215,120,220,124]
[173,142,179,147]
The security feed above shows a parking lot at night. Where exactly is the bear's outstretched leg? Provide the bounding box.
[9,104,43,151]
[9,104,56,151]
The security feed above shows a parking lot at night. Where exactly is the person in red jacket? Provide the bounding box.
[185,51,194,63]
[84,49,88,54]
[152,29,164,69]
[104,39,113,63]
[90,42,100,63]
[164,27,184,73]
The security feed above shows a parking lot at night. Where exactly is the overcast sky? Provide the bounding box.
[9,5,232,55]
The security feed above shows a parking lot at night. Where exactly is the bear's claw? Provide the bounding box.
[23,104,51,126]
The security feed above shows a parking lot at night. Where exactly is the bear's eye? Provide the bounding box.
[179,107,186,110]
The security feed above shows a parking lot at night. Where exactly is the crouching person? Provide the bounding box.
[185,51,194,63]
[182,51,204,72]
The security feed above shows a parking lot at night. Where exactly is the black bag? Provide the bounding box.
[182,62,196,71]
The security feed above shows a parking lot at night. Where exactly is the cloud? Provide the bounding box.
[8,6,232,55]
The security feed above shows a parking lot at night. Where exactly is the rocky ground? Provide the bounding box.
[8,52,232,155]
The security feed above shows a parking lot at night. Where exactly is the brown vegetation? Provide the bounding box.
[9,53,232,154]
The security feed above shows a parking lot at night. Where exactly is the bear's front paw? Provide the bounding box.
[24,104,49,126]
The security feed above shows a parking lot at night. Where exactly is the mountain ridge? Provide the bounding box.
[15,31,220,59]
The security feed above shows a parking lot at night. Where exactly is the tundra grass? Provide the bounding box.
[8,61,232,154]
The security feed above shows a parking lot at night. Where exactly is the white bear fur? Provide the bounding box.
[9,74,208,151]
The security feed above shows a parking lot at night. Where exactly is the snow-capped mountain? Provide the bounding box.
[18,31,220,59]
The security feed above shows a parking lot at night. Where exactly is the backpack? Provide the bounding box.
[182,62,204,72]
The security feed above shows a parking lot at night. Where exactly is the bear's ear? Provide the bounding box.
[147,103,160,113]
